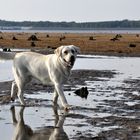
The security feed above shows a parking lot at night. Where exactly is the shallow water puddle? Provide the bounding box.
[1,54,140,80]
[1,54,140,139]
[0,60,13,81]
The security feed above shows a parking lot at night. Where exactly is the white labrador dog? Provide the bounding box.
[11,45,79,110]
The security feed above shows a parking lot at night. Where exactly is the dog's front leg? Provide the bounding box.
[54,84,71,110]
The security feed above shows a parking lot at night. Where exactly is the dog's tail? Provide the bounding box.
[0,51,16,60]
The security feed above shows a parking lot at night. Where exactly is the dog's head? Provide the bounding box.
[55,45,80,68]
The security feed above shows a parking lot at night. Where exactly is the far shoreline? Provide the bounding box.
[1,28,140,34]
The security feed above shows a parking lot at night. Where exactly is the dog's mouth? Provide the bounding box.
[63,57,75,68]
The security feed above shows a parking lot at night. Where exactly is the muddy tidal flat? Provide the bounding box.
[0,54,140,139]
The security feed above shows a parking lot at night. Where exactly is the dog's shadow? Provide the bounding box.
[10,106,69,140]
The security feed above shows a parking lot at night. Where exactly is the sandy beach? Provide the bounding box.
[0,32,140,56]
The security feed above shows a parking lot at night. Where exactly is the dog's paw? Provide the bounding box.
[11,97,15,102]
[64,104,73,111]
[20,102,26,107]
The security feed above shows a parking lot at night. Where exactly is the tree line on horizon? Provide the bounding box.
[0,19,140,28]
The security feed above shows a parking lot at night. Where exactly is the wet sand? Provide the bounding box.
[0,69,140,139]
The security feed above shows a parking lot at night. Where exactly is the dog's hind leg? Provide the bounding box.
[16,75,27,106]
[11,81,17,101]
[53,89,59,105]
[17,75,32,106]
[17,86,25,106]
[13,67,26,106]
[13,78,26,106]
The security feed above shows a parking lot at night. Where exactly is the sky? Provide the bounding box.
[0,0,140,22]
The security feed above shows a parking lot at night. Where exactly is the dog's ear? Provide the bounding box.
[54,46,64,56]
[73,46,80,54]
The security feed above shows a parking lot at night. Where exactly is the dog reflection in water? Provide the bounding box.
[10,106,69,140]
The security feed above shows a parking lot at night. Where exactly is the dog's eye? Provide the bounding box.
[64,51,68,54]
[71,50,75,54]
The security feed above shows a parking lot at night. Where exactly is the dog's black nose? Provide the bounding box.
[70,56,75,62]
[70,56,75,66]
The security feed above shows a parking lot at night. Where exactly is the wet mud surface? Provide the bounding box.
[0,69,140,139]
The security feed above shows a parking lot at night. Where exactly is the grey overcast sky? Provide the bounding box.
[0,0,140,22]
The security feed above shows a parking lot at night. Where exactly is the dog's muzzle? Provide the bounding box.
[63,56,75,68]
